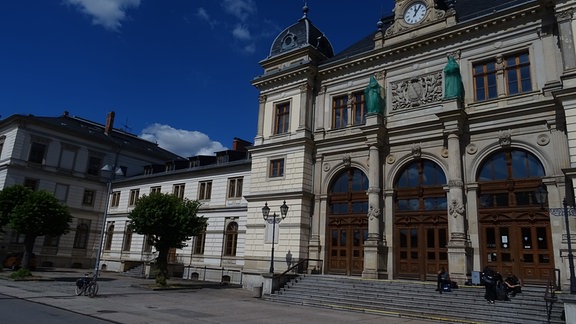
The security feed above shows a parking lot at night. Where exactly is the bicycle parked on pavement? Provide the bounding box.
[75,272,99,297]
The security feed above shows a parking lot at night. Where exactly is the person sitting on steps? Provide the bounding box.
[504,272,522,297]
[436,267,450,294]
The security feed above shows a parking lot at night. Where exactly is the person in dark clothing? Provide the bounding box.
[504,272,522,297]
[436,267,450,294]
[482,266,498,304]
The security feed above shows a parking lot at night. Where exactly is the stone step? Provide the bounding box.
[263,275,565,324]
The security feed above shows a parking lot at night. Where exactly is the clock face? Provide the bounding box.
[404,2,427,25]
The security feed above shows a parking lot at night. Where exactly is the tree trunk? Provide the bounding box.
[155,246,169,286]
[22,235,36,270]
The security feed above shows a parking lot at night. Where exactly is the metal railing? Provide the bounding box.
[544,276,558,323]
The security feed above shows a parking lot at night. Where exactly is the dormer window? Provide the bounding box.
[281,33,297,50]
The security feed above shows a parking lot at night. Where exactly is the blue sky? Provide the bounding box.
[1,0,394,157]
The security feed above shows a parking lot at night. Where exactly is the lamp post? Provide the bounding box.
[535,184,576,294]
[262,201,289,274]
[94,165,123,281]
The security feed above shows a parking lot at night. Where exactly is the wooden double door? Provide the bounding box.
[479,214,554,284]
[394,218,448,280]
[326,216,368,276]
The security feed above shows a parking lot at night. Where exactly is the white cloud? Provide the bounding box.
[232,24,251,41]
[221,0,256,22]
[196,7,218,29]
[139,124,227,157]
[64,0,141,31]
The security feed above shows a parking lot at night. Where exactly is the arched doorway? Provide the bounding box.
[326,168,369,275]
[394,159,448,280]
[477,149,553,283]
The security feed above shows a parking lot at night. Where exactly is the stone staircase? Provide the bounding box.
[262,275,565,323]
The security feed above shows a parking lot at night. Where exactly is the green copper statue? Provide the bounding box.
[444,56,464,100]
[365,75,384,115]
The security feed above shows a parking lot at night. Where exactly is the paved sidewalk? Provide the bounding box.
[0,268,438,324]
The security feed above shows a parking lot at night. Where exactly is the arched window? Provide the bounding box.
[395,160,447,211]
[194,227,206,255]
[477,149,545,208]
[329,168,369,214]
[224,221,238,256]
[122,222,133,252]
[104,222,114,251]
[73,219,90,249]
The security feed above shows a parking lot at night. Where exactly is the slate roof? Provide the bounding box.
[327,0,537,63]
[1,112,184,161]
[267,4,334,59]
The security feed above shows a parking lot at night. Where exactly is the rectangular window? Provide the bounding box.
[0,136,5,159]
[87,156,102,176]
[150,186,161,194]
[269,158,285,178]
[54,183,69,203]
[82,190,95,206]
[43,235,60,247]
[23,178,39,190]
[198,181,212,200]
[59,145,77,170]
[129,189,140,206]
[274,102,290,134]
[228,177,243,199]
[332,95,348,129]
[143,235,152,252]
[111,191,121,207]
[473,60,497,101]
[28,142,46,164]
[173,184,185,200]
[506,52,532,95]
[352,92,366,125]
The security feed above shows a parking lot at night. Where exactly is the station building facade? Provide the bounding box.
[242,0,576,289]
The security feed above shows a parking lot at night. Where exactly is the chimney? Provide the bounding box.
[105,111,115,135]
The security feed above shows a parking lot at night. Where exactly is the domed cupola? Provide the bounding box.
[268,4,334,59]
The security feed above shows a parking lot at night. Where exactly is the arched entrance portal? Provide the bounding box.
[394,159,448,281]
[477,149,553,284]
[326,168,369,275]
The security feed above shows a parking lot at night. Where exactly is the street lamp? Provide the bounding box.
[262,201,289,274]
[94,164,124,281]
[535,183,576,294]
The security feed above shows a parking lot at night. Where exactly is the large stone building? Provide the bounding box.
[242,0,576,289]
[4,0,576,294]
[99,138,251,283]
[0,112,182,268]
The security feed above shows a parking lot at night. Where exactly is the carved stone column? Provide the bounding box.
[363,142,386,279]
[437,108,469,284]
[255,95,267,143]
[446,130,469,284]
[315,86,326,131]
[298,84,311,131]
[308,155,323,267]
[557,9,576,71]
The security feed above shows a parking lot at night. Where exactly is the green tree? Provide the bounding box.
[0,185,72,269]
[0,185,33,228]
[128,193,206,286]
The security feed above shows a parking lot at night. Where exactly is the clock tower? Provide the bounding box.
[382,0,456,44]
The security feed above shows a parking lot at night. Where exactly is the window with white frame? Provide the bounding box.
[198,181,212,200]
[227,177,243,199]
[111,191,121,207]
[173,183,185,199]
[129,189,140,206]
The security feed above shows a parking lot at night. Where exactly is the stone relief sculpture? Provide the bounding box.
[443,56,464,100]
[449,199,465,219]
[365,75,385,115]
[391,72,443,110]
[367,205,381,221]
